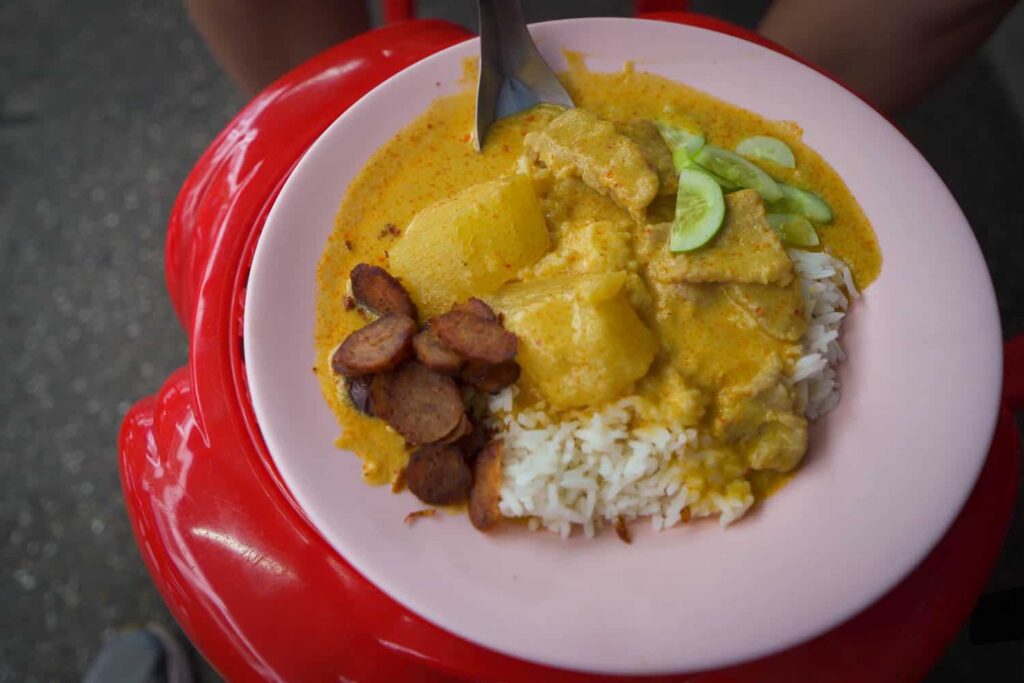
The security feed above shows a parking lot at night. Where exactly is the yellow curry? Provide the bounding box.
[315,56,881,513]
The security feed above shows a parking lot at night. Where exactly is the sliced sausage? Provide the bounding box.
[433,310,517,364]
[469,439,503,531]
[412,328,464,374]
[331,314,415,377]
[405,444,472,505]
[454,418,489,460]
[369,372,394,420]
[461,360,520,394]
[452,297,497,322]
[460,361,489,386]
[346,376,374,415]
[439,413,472,444]
[350,263,418,319]
[375,361,465,444]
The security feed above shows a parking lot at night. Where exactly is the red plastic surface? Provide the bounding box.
[383,0,414,24]
[121,14,1020,682]
[634,1,689,14]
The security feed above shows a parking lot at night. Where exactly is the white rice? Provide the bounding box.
[788,249,858,420]
[492,250,858,537]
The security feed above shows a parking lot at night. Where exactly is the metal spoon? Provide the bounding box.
[475,0,574,151]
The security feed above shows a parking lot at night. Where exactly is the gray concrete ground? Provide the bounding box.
[1,1,1022,681]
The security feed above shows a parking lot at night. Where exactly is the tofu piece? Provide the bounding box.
[388,175,551,319]
[524,109,659,222]
[487,271,658,410]
[723,279,807,341]
[615,120,678,196]
[648,190,793,286]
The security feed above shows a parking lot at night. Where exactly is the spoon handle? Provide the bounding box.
[478,0,533,72]
[476,0,573,150]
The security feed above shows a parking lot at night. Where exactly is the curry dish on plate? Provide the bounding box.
[315,55,882,538]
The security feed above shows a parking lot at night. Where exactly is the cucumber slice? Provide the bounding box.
[735,136,796,168]
[670,169,726,253]
[693,145,783,202]
[671,150,738,190]
[672,147,693,174]
[767,213,819,247]
[655,122,705,172]
[769,183,834,224]
[703,168,741,192]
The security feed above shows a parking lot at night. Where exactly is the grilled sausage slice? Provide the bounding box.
[438,413,473,444]
[405,444,472,505]
[455,418,489,460]
[433,310,517,364]
[373,361,465,444]
[350,263,418,319]
[412,328,464,374]
[469,439,503,531]
[331,314,415,377]
[369,372,394,420]
[461,360,521,394]
[452,297,497,322]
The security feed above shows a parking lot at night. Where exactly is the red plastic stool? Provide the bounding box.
[119,13,1020,682]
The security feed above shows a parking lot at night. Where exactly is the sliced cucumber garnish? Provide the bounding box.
[735,135,796,168]
[693,145,783,202]
[670,169,726,253]
[767,213,819,247]
[672,148,693,174]
[656,122,705,172]
[768,183,834,224]
[702,168,741,192]
[673,151,739,191]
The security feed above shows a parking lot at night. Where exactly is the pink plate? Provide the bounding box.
[244,18,1002,675]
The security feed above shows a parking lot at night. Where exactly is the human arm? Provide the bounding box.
[185,0,370,95]
[758,0,1019,113]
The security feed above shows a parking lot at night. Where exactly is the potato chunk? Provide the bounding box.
[488,271,658,410]
[389,175,550,318]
